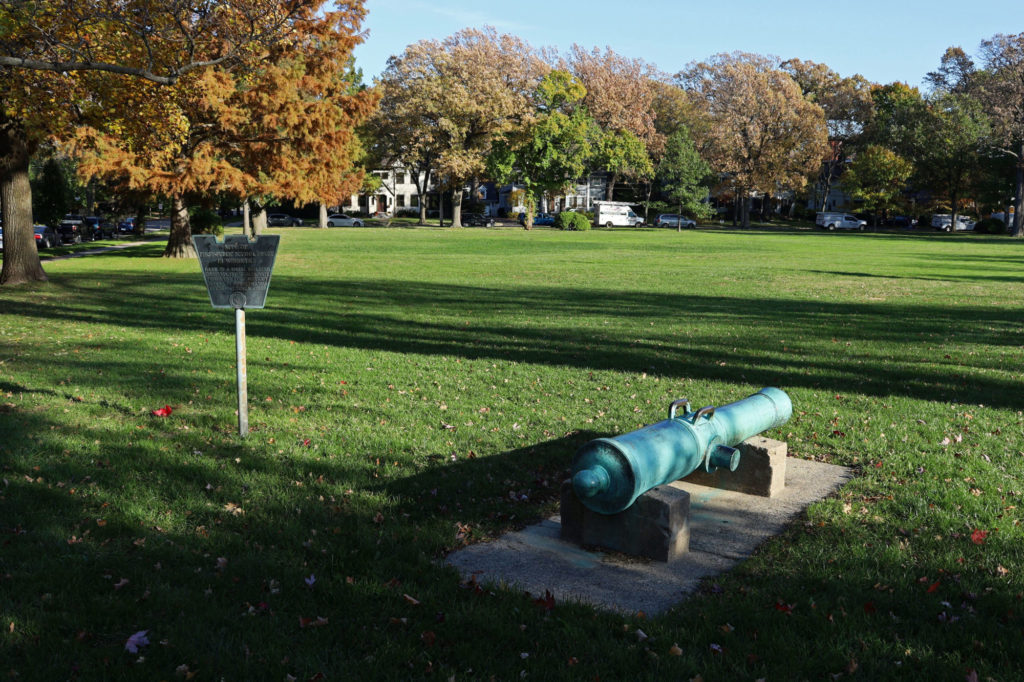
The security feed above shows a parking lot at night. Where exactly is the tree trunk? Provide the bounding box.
[741,194,751,228]
[0,122,46,285]
[1013,146,1024,238]
[450,188,462,227]
[163,195,196,258]
[243,200,251,235]
[134,204,147,237]
[412,167,431,226]
[605,172,617,202]
[252,207,266,236]
[318,202,328,228]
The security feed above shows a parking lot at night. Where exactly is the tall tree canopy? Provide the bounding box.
[565,46,662,199]
[0,0,343,283]
[781,58,874,211]
[487,70,597,229]
[373,27,547,227]
[679,52,828,227]
[0,0,302,85]
[657,126,713,222]
[71,3,378,257]
[977,33,1024,236]
[841,144,914,223]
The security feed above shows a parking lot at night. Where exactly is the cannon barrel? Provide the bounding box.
[570,387,792,514]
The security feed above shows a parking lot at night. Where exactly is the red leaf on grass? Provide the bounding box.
[773,601,794,614]
[863,601,877,614]
[151,405,173,417]
[971,529,989,544]
[533,589,556,612]
[927,581,941,593]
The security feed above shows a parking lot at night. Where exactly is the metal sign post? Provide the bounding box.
[235,307,249,435]
[193,234,280,437]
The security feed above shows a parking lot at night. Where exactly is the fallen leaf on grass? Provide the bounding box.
[151,405,173,417]
[668,644,683,656]
[124,630,149,653]
[223,502,244,516]
[113,578,129,590]
[403,593,420,606]
[532,589,555,612]
[971,529,989,545]
[298,616,328,628]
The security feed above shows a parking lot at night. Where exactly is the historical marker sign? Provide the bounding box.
[194,234,280,309]
[193,234,280,437]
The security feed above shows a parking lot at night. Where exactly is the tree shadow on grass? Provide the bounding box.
[3,273,1023,409]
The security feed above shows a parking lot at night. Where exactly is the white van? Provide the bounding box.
[815,212,866,230]
[930,214,974,231]
[594,201,643,227]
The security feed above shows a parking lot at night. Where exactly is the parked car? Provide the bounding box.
[268,213,302,227]
[815,212,866,230]
[34,224,59,248]
[58,214,91,243]
[117,217,136,234]
[326,213,363,227]
[462,213,495,227]
[518,212,555,226]
[656,214,696,229]
[930,214,974,231]
[85,216,116,239]
[891,216,916,228]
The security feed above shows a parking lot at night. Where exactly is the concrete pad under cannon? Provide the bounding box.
[444,457,853,615]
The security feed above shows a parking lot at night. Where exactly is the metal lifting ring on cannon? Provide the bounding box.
[570,387,793,514]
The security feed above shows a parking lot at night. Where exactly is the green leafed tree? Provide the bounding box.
[29,154,75,227]
[657,127,713,225]
[487,71,597,229]
[592,129,654,203]
[841,145,914,224]
[918,93,990,227]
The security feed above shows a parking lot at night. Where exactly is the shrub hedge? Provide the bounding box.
[556,212,591,231]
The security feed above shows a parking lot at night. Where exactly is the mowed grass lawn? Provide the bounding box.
[1,225,1023,681]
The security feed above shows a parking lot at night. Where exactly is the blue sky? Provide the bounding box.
[352,0,1020,88]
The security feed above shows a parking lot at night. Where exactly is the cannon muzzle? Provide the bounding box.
[570,387,792,514]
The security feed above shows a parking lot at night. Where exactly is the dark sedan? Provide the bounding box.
[34,224,59,249]
[462,213,495,227]
[58,215,91,244]
[268,213,302,227]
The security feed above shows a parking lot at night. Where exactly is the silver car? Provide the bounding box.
[326,213,364,227]
[656,214,696,229]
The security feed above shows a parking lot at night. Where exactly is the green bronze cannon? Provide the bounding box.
[571,387,792,514]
